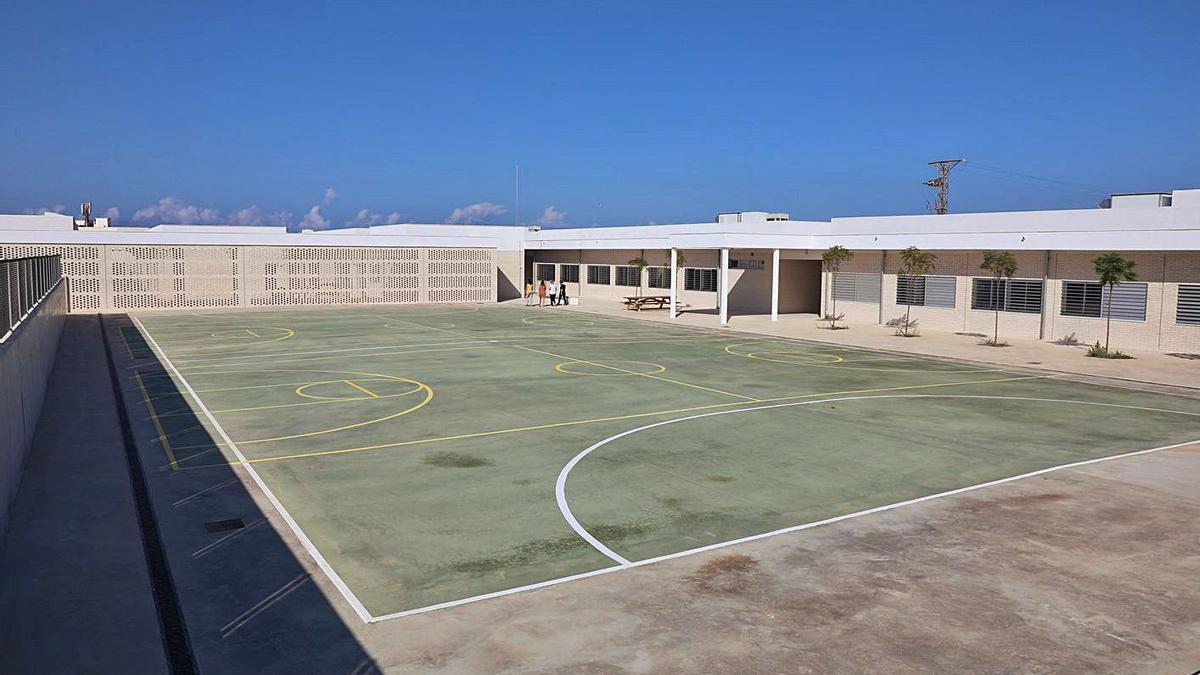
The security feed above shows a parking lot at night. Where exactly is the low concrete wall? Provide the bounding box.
[0,282,66,538]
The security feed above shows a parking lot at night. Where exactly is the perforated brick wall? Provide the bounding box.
[0,244,496,311]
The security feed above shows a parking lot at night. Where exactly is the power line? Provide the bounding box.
[958,165,1103,199]
[961,161,1113,194]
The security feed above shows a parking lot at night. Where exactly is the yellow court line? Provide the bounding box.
[385,316,478,340]
[147,365,434,445]
[135,371,179,470]
[246,330,262,338]
[197,373,1053,467]
[724,342,1002,374]
[139,377,367,403]
[515,344,760,402]
[177,344,494,370]
[154,394,392,417]
[344,380,380,398]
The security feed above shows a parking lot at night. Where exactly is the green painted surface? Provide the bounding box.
[131,305,1200,616]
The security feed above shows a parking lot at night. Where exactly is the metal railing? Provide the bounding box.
[1,255,63,340]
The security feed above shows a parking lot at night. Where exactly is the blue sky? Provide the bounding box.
[2,1,1197,228]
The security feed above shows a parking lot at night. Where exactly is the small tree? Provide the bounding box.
[897,246,937,337]
[979,250,1018,346]
[821,245,855,329]
[1093,252,1138,354]
[628,254,650,297]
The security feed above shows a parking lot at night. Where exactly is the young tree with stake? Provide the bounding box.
[979,250,1018,346]
[1092,252,1138,355]
[821,245,854,329]
[627,253,649,298]
[897,246,937,337]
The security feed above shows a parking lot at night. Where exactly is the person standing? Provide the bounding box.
[538,280,547,306]
[557,282,568,306]
[524,279,535,306]
[547,279,559,306]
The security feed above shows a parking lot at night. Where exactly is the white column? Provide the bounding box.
[669,248,678,319]
[771,248,780,321]
[719,248,729,325]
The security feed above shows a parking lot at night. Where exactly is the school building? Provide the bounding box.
[2,188,1198,352]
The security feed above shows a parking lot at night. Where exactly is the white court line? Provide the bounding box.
[133,316,376,623]
[131,312,1200,624]
[557,393,1200,575]
[167,332,721,367]
[171,339,493,364]
[376,427,1200,622]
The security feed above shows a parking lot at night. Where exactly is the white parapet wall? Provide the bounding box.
[0,281,66,538]
[0,244,497,311]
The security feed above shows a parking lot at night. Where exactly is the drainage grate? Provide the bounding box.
[1167,353,1200,361]
[205,519,245,533]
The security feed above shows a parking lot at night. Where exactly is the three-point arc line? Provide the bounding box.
[556,393,1200,567]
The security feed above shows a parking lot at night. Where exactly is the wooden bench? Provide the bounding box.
[622,295,672,311]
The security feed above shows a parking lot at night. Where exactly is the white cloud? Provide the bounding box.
[24,204,68,215]
[133,197,222,225]
[227,205,293,227]
[446,201,507,224]
[103,207,120,221]
[537,205,568,227]
[299,205,331,230]
[323,187,338,205]
[344,209,404,227]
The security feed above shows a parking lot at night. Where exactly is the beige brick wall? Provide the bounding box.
[531,246,1200,352]
[1045,251,1200,351]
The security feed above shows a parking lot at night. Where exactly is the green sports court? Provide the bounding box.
[123,303,1200,621]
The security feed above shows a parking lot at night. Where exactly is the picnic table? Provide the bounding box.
[622,295,672,311]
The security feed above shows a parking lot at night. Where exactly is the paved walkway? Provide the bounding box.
[0,315,166,674]
[551,300,1200,391]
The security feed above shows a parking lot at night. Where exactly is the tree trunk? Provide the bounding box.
[993,305,999,344]
[904,302,912,336]
[1105,284,1113,352]
[830,271,837,329]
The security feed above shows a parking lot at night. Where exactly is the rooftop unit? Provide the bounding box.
[1103,192,1173,209]
[716,211,790,224]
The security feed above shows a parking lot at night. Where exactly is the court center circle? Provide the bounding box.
[555,360,667,376]
[295,377,426,401]
[210,326,294,341]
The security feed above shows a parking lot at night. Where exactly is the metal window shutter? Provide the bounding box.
[1007,280,1044,314]
[1102,282,1147,322]
[855,273,881,303]
[924,276,956,308]
[1177,285,1200,325]
[1061,281,1102,317]
[831,273,856,301]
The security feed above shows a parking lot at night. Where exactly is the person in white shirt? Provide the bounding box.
[546,280,559,306]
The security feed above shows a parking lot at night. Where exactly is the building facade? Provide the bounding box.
[2,188,1198,351]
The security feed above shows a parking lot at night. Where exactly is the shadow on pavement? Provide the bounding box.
[104,313,379,674]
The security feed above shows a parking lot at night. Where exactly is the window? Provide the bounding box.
[1061,281,1147,321]
[972,278,1043,314]
[1178,285,1200,325]
[535,263,555,281]
[684,268,718,292]
[1104,283,1147,321]
[831,272,881,304]
[615,265,640,287]
[895,275,925,306]
[924,276,956,308]
[559,264,579,283]
[647,266,671,289]
[587,265,611,285]
[1060,281,1103,317]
